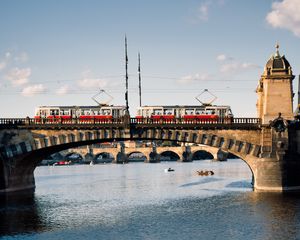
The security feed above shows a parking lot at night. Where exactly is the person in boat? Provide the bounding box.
[197,170,214,176]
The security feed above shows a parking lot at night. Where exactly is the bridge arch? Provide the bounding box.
[192,150,214,160]
[64,152,84,161]
[11,132,261,165]
[159,151,180,161]
[94,152,115,162]
[127,151,147,162]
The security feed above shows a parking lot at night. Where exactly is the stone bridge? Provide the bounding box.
[1,118,299,194]
[62,144,228,162]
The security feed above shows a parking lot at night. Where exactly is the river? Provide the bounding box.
[1,159,300,240]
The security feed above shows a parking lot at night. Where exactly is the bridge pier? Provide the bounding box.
[0,155,36,194]
[214,149,228,161]
[145,152,160,163]
[252,156,300,192]
[113,142,128,164]
[251,124,300,192]
[181,146,193,162]
[113,152,128,164]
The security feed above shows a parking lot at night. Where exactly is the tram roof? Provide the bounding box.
[138,105,231,108]
[36,105,126,109]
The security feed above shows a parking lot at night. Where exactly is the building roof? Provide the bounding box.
[264,44,292,75]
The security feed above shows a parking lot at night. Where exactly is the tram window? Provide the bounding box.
[103,109,111,115]
[118,109,122,117]
[185,109,194,115]
[164,109,173,115]
[153,109,162,115]
[219,109,225,117]
[195,109,204,115]
[38,110,46,117]
[142,110,149,117]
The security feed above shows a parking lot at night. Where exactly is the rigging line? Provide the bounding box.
[0,87,255,93]
[10,75,258,85]
[131,74,257,81]
[0,89,255,95]
[28,75,125,84]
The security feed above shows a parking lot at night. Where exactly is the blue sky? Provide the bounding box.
[0,0,300,117]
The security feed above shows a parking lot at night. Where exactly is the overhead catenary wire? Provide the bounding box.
[0,87,256,95]
[1,74,258,86]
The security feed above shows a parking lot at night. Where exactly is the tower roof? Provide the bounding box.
[264,44,292,75]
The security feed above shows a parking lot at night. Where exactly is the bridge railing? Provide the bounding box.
[130,117,261,125]
[0,118,125,126]
[0,117,261,127]
[0,118,27,125]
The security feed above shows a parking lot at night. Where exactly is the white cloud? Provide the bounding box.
[188,0,227,24]
[0,51,12,71]
[266,0,300,37]
[5,52,11,59]
[56,85,71,95]
[6,67,31,86]
[22,84,46,97]
[77,69,108,90]
[216,54,235,62]
[197,2,210,21]
[14,52,29,63]
[220,62,260,73]
[216,54,227,61]
[178,73,211,84]
[77,78,108,90]
[0,61,6,71]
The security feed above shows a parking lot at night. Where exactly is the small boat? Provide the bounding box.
[164,168,175,172]
[53,161,72,166]
[196,170,214,176]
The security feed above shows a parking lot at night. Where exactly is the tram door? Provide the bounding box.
[70,109,74,118]
[112,109,118,118]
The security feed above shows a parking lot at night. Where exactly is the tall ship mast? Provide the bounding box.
[125,35,129,115]
[138,52,142,107]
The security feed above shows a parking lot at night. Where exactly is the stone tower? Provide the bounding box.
[256,44,295,124]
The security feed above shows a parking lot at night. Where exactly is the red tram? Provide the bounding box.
[34,105,126,123]
[135,105,233,122]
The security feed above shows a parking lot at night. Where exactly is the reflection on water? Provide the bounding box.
[0,160,300,239]
[0,192,45,236]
